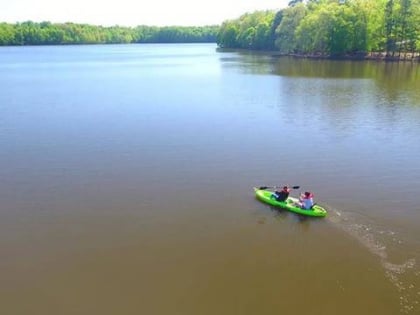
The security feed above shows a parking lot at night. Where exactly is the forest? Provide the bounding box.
[0,0,418,59]
[217,0,419,58]
[0,22,218,45]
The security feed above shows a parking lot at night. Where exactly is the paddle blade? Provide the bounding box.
[258,185,299,190]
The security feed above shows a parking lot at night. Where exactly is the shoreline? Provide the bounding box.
[216,47,420,62]
[271,51,420,62]
[3,43,420,62]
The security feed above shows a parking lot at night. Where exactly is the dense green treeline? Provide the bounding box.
[217,0,420,58]
[0,21,219,45]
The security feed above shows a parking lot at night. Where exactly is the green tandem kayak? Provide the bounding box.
[254,187,327,217]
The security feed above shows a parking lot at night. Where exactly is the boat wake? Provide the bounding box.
[325,204,419,314]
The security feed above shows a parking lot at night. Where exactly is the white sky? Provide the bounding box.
[1,0,290,26]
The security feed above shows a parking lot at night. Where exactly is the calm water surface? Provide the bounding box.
[0,44,419,314]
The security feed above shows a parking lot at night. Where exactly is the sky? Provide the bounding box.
[1,0,291,26]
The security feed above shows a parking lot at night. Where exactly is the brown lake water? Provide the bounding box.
[0,44,419,314]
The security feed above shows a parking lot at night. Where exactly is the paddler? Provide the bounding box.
[271,186,291,202]
[299,191,315,209]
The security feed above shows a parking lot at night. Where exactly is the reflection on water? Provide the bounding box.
[218,51,420,104]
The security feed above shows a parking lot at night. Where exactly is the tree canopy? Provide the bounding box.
[216,0,419,57]
[0,22,219,45]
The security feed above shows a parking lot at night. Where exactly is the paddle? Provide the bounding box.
[258,185,300,190]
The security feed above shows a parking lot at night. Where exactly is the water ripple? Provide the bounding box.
[326,205,418,314]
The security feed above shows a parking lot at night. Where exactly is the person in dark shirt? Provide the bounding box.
[271,186,291,202]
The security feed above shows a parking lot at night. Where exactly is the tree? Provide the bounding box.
[0,23,15,45]
[395,0,417,56]
[275,4,307,53]
[353,0,386,52]
[385,0,397,55]
[254,22,272,49]
[269,10,284,50]
[217,22,239,48]
[216,11,275,50]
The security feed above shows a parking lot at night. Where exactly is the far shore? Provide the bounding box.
[3,43,419,62]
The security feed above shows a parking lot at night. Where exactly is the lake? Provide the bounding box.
[0,43,419,314]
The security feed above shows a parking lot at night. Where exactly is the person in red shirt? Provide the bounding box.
[299,191,315,209]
